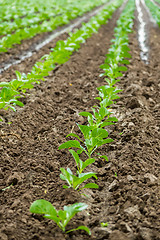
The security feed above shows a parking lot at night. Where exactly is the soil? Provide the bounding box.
[0,4,160,240]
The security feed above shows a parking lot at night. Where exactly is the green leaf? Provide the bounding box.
[58,140,81,150]
[120,59,130,64]
[0,102,5,109]
[58,210,66,220]
[99,155,108,161]
[76,172,97,186]
[101,222,108,227]
[82,158,95,171]
[79,183,99,190]
[30,199,58,221]
[78,124,92,139]
[67,226,91,235]
[8,105,16,112]
[66,133,82,142]
[63,185,69,189]
[101,121,115,127]
[107,117,118,122]
[99,107,110,119]
[69,149,80,168]
[15,71,22,81]
[117,66,128,72]
[79,111,93,118]
[101,139,113,144]
[0,82,10,87]
[91,128,109,139]
[64,202,88,213]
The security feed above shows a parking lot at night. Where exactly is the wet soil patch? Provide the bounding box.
[0,7,160,240]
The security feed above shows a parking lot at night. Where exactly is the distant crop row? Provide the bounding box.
[155,0,160,4]
[0,0,123,121]
[145,0,160,26]
[30,0,135,235]
[0,0,109,53]
[0,0,106,22]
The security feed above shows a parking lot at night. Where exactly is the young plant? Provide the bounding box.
[59,125,113,158]
[58,104,115,158]
[60,167,99,191]
[30,200,91,235]
[69,149,96,174]
[0,0,124,120]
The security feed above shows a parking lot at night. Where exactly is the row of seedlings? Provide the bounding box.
[0,0,124,121]
[29,0,135,236]
[0,0,62,21]
[0,0,109,53]
[0,0,108,36]
[144,0,160,26]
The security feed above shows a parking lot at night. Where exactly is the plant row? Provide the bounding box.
[0,0,108,36]
[0,0,80,22]
[30,0,135,236]
[0,0,124,121]
[145,0,160,27]
[0,0,109,53]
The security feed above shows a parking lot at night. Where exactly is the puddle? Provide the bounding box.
[136,0,149,64]
[0,3,108,75]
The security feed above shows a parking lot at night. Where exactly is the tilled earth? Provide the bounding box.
[0,6,160,240]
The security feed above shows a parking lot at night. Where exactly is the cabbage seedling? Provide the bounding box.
[60,167,98,191]
[30,200,91,235]
[69,149,96,174]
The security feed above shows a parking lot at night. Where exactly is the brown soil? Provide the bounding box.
[0,5,160,240]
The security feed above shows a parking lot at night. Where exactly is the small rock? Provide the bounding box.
[127,97,141,109]
[149,211,157,218]
[127,175,135,181]
[139,227,152,240]
[7,172,24,185]
[144,173,158,185]
[94,227,110,240]
[109,180,119,192]
[11,199,20,208]
[141,193,150,201]
[0,232,8,240]
[122,121,128,127]
[128,122,135,128]
[124,205,141,219]
[0,168,4,178]
[108,206,117,214]
[109,230,132,240]
[21,218,27,224]
[120,221,133,233]
[142,220,151,227]
[2,223,16,235]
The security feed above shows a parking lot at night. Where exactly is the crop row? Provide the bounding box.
[154,0,160,4]
[0,0,124,121]
[30,0,135,235]
[0,0,108,35]
[145,0,160,26]
[0,0,109,53]
[0,0,88,22]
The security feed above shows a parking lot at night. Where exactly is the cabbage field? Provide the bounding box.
[0,0,159,239]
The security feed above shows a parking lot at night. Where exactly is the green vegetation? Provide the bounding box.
[0,0,110,53]
[30,200,91,235]
[60,168,99,191]
[0,0,123,121]
[145,0,160,27]
[1,0,136,235]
